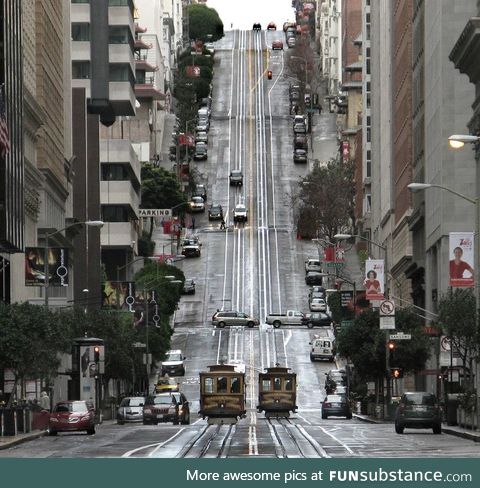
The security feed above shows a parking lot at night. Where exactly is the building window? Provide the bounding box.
[72,61,91,79]
[72,23,90,41]
[109,26,130,44]
[366,58,370,75]
[72,0,89,3]
[366,93,371,108]
[367,128,371,142]
[109,63,130,81]
[102,205,129,222]
[101,164,129,181]
[366,160,371,178]
[364,194,372,213]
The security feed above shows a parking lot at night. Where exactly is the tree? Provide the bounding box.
[438,288,478,390]
[293,159,355,239]
[337,308,430,383]
[187,4,224,41]
[141,164,187,238]
[0,302,72,404]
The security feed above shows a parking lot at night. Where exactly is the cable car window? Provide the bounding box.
[204,377,213,393]
[262,379,271,391]
[285,378,293,391]
[274,377,281,391]
[217,376,228,393]
[230,376,240,393]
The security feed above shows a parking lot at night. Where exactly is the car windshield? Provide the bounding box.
[211,205,221,212]
[326,395,343,403]
[404,393,436,406]
[166,353,182,361]
[55,402,86,413]
[120,397,144,407]
[157,378,176,386]
[192,197,203,203]
[236,205,246,212]
[151,395,174,405]
[231,170,242,176]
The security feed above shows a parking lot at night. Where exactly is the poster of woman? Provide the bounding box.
[364,259,385,301]
[449,232,474,287]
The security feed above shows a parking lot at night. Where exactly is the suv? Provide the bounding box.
[208,204,223,220]
[143,392,190,425]
[48,400,95,435]
[305,258,322,273]
[161,349,186,376]
[193,184,207,200]
[182,238,201,258]
[212,310,259,328]
[182,279,196,295]
[233,203,248,223]
[229,169,243,186]
[395,392,442,434]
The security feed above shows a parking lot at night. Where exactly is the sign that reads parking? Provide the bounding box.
[138,208,172,218]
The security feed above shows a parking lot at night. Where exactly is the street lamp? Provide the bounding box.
[448,134,480,149]
[44,220,104,307]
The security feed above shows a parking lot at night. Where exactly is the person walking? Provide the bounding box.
[191,217,195,230]
[39,391,50,411]
[220,218,226,230]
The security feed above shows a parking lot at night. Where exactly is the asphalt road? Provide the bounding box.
[2,30,479,459]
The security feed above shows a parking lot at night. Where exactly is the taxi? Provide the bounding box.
[155,375,179,393]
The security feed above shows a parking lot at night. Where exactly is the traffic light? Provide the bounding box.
[267,70,273,80]
[390,367,403,379]
[387,341,396,351]
[94,346,100,363]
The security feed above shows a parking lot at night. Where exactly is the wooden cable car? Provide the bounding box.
[199,364,246,424]
[257,366,297,418]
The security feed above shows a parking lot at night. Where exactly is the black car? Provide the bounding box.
[208,204,224,220]
[229,169,243,186]
[325,369,347,394]
[301,312,333,328]
[252,22,262,31]
[322,394,352,419]
[143,392,190,425]
[305,271,323,285]
[193,184,207,200]
[309,286,326,299]
[294,149,307,163]
[182,279,196,295]
[294,134,308,150]
[395,392,442,434]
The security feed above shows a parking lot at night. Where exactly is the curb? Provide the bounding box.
[442,426,480,442]
[0,430,47,450]
[352,413,384,424]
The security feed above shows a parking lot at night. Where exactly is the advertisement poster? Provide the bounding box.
[25,247,69,287]
[101,281,135,310]
[449,232,474,287]
[364,259,385,301]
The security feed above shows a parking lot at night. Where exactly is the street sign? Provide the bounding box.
[380,316,395,330]
[139,208,172,218]
[325,262,344,267]
[132,342,146,348]
[389,332,411,340]
[341,320,354,328]
[380,299,395,316]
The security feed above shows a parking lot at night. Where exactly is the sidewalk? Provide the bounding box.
[0,430,46,450]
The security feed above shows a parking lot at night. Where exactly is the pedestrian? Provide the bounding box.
[39,391,50,411]
[191,217,195,229]
[318,104,323,115]
[220,218,226,230]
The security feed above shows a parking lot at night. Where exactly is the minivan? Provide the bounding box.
[309,336,335,362]
[212,310,259,328]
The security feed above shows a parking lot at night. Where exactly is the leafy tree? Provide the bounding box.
[141,164,187,238]
[438,288,478,389]
[337,308,430,382]
[0,302,72,404]
[293,159,355,239]
[187,4,224,41]
[138,230,155,257]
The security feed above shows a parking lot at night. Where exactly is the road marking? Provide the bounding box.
[216,329,222,364]
[297,425,330,458]
[296,413,312,425]
[121,428,186,458]
[317,425,356,455]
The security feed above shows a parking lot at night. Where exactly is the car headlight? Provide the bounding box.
[143,408,152,415]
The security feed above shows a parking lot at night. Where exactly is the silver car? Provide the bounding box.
[212,310,259,328]
[117,396,145,424]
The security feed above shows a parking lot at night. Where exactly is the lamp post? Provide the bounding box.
[44,220,104,307]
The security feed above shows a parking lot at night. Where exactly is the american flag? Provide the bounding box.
[0,84,11,157]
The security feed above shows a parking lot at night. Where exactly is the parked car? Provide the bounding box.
[233,203,248,223]
[294,149,307,163]
[229,169,244,186]
[287,36,296,48]
[212,310,259,328]
[196,121,210,132]
[305,259,322,273]
[182,279,196,295]
[117,396,145,424]
[194,142,208,161]
[293,122,307,134]
[160,349,186,376]
[294,134,308,150]
[325,369,347,393]
[143,392,190,425]
[272,40,284,50]
[395,392,442,434]
[267,21,277,30]
[253,22,262,31]
[193,184,207,200]
[322,394,352,419]
[301,312,333,328]
[309,286,326,299]
[309,298,327,312]
[208,204,224,221]
[283,21,296,32]
[204,43,215,55]
[188,196,205,212]
[48,400,95,435]
[305,271,323,285]
[195,131,208,144]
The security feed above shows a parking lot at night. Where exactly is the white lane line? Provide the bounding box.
[296,413,312,425]
[121,428,186,458]
[216,329,222,364]
[282,329,288,368]
[148,428,187,457]
[297,425,331,458]
[284,329,293,346]
[317,425,356,455]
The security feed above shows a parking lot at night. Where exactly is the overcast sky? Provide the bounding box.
[207,0,296,31]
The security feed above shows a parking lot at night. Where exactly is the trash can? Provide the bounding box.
[446,395,460,426]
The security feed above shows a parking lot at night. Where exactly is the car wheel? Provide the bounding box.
[86,427,95,435]
[309,353,315,362]
[307,322,314,329]
[48,428,57,436]
[153,421,158,426]
[321,412,327,419]
[395,422,404,434]
[247,321,254,328]
[173,418,180,426]
[273,321,281,328]
[432,424,442,435]
[181,412,190,425]
[346,413,352,420]
[217,321,226,328]
[117,420,125,425]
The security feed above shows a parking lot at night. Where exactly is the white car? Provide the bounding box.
[188,196,205,212]
[309,298,327,312]
[305,258,322,273]
[233,203,248,223]
[204,43,215,55]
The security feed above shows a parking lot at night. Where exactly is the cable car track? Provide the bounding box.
[178,424,235,458]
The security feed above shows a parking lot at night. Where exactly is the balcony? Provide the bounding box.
[101,222,137,249]
[100,181,140,211]
[135,75,165,100]
[71,2,90,22]
[100,138,140,185]
[71,41,91,61]
[109,81,136,115]
[109,43,134,68]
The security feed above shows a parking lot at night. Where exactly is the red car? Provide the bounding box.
[267,22,277,30]
[272,40,283,50]
[48,400,96,436]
